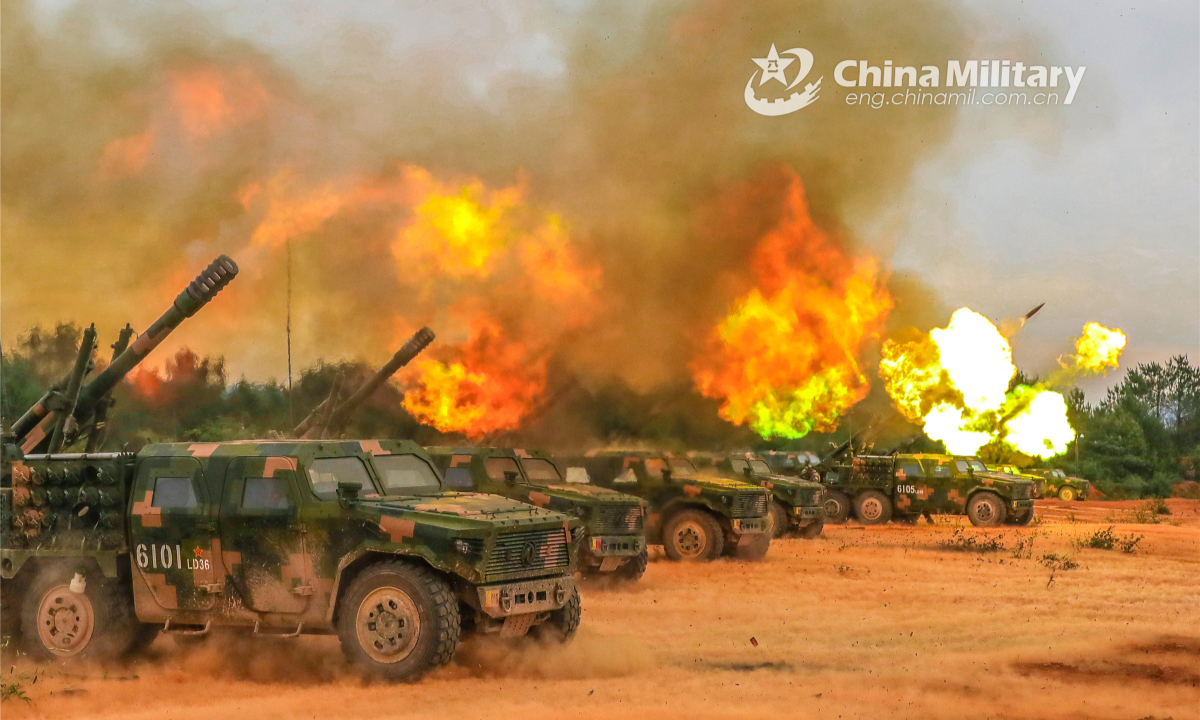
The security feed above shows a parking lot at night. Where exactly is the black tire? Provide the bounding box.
[336,560,460,681]
[854,490,893,525]
[967,492,1007,528]
[734,532,771,561]
[895,514,919,526]
[618,550,648,582]
[1058,486,1077,502]
[530,587,581,643]
[127,623,160,656]
[1007,509,1035,526]
[20,564,139,662]
[662,510,724,561]
[799,517,825,538]
[767,502,790,539]
[823,491,851,524]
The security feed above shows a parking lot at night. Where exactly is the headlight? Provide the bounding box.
[572,526,586,542]
[574,505,591,520]
[454,539,471,555]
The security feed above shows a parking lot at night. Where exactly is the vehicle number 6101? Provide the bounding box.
[136,543,210,570]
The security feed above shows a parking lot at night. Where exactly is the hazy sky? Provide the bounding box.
[19,0,1200,404]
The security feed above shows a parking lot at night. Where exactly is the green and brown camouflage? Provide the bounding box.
[425,447,647,579]
[2,438,584,677]
[760,450,823,481]
[1027,468,1090,501]
[987,464,1048,499]
[556,451,771,561]
[689,452,824,538]
[819,453,1036,527]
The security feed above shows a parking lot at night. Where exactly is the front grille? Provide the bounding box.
[593,504,643,533]
[731,491,768,518]
[797,489,821,507]
[485,528,571,581]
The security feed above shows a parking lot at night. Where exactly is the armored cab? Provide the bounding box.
[1029,468,1090,501]
[690,452,824,539]
[819,453,1036,527]
[556,451,770,562]
[426,447,648,581]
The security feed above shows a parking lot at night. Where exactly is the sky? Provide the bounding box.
[10,0,1200,406]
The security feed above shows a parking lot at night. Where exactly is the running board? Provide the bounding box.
[162,619,211,636]
[252,620,304,638]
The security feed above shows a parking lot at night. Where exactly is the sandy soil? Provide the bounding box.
[3,500,1198,720]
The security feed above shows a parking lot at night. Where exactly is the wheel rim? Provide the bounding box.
[672,520,707,558]
[823,497,842,518]
[355,587,421,664]
[1061,488,1075,501]
[975,500,997,522]
[859,497,883,521]
[37,584,95,656]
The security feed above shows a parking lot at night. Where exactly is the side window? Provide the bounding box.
[644,459,668,478]
[152,477,199,509]
[613,467,638,485]
[954,460,969,473]
[444,467,475,491]
[521,458,562,483]
[928,462,952,478]
[484,457,522,481]
[897,463,923,479]
[307,457,377,501]
[242,477,292,511]
[731,459,749,474]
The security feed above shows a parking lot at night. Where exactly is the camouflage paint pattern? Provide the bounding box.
[689,452,824,531]
[556,451,769,545]
[425,447,645,575]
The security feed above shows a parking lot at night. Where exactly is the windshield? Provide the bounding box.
[645,458,669,478]
[668,457,697,473]
[485,457,522,482]
[374,454,442,494]
[521,458,562,484]
[308,457,378,500]
[749,459,771,474]
[967,459,987,473]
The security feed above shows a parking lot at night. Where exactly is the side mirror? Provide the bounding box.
[743,466,753,478]
[661,469,673,483]
[336,481,361,506]
[503,470,519,485]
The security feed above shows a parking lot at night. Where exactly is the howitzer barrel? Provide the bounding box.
[13,255,238,453]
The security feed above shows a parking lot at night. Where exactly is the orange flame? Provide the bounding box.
[691,172,892,439]
[402,319,548,439]
[170,66,268,141]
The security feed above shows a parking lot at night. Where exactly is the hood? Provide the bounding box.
[976,472,1035,488]
[755,473,822,490]
[673,473,762,492]
[366,491,571,526]
[533,483,641,504]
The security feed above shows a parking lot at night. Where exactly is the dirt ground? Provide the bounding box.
[3,499,1198,720]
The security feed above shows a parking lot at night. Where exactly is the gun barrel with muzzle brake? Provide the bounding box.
[818,412,898,466]
[295,326,435,439]
[13,255,239,453]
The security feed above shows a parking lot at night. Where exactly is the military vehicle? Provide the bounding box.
[690,453,824,539]
[426,447,647,581]
[819,452,1036,527]
[0,261,584,682]
[556,451,770,561]
[1030,468,1090,501]
[988,464,1047,498]
[760,450,822,481]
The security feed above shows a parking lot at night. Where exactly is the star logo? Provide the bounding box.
[744,44,823,117]
[752,45,794,86]
[193,547,204,557]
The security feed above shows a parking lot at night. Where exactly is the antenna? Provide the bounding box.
[286,238,294,427]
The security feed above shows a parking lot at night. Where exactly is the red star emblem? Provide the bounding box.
[193,547,204,557]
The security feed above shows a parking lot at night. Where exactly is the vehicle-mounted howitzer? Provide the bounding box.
[11,255,238,453]
[818,412,896,466]
[293,326,435,439]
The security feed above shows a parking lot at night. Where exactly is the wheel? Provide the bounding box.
[336,560,460,681]
[895,514,919,526]
[530,587,581,643]
[734,532,770,561]
[1058,486,1077,502]
[20,564,139,662]
[127,624,160,656]
[799,517,825,538]
[854,491,893,525]
[767,502,790,539]
[1007,509,1034,526]
[618,550,648,582]
[823,491,851,524]
[662,510,724,561]
[967,492,1007,528]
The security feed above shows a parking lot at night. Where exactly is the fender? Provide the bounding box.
[1,548,121,580]
[325,541,476,624]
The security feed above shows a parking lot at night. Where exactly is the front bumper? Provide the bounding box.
[794,505,823,524]
[477,576,576,619]
[1009,498,1035,513]
[730,517,768,534]
[585,534,645,558]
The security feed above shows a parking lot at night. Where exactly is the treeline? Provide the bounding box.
[2,323,1195,498]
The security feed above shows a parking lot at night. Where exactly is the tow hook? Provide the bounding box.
[554,583,567,605]
[500,587,513,613]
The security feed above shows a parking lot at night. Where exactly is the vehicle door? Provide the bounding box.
[440,454,479,493]
[220,455,314,615]
[129,456,224,613]
[919,457,964,514]
[891,459,928,515]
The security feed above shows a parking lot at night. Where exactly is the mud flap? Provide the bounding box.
[598,557,624,573]
[500,613,537,638]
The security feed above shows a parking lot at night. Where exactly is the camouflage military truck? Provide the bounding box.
[556,451,770,561]
[1,439,584,680]
[1031,468,1090,501]
[819,454,1036,527]
[426,447,647,581]
[690,453,824,539]
[988,464,1047,499]
[760,450,822,481]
